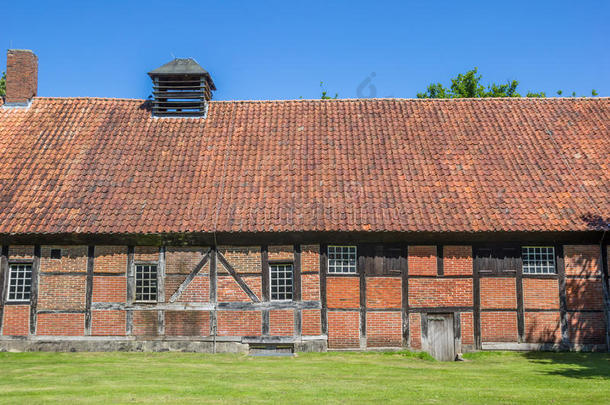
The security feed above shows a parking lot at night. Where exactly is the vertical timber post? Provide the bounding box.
[600,241,610,351]
[320,243,328,336]
[358,245,367,349]
[516,250,525,343]
[402,244,409,347]
[30,245,41,335]
[437,245,444,276]
[556,245,570,348]
[157,246,166,336]
[261,245,269,336]
[126,246,135,336]
[0,245,8,335]
[209,245,217,339]
[293,244,302,338]
[85,245,95,336]
[473,246,481,349]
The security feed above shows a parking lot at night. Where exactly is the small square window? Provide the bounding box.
[135,264,158,302]
[328,245,357,273]
[270,263,293,301]
[7,263,33,302]
[50,249,62,260]
[522,246,555,274]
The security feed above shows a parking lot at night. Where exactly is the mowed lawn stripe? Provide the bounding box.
[0,351,607,404]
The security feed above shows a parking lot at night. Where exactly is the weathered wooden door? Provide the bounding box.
[426,314,455,361]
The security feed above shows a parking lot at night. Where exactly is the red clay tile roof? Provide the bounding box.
[0,97,608,235]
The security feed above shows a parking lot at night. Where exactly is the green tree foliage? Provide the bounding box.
[417,67,548,99]
[0,71,6,97]
[320,81,338,99]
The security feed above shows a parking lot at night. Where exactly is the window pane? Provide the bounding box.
[7,263,33,301]
[522,247,555,274]
[135,264,158,302]
[270,263,293,301]
[328,245,357,273]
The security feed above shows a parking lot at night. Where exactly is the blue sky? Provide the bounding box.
[2,0,608,100]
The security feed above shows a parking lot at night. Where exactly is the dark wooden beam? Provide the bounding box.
[209,246,217,337]
[453,312,462,354]
[437,245,444,276]
[473,246,482,349]
[261,245,269,302]
[126,246,134,336]
[84,245,94,336]
[401,244,409,348]
[30,245,41,335]
[0,245,8,335]
[262,310,270,336]
[516,251,525,343]
[168,251,210,303]
[555,245,569,348]
[599,241,610,350]
[157,246,166,336]
[358,246,367,349]
[294,244,302,338]
[320,243,328,335]
[217,251,260,302]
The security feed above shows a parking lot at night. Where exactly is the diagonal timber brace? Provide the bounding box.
[168,250,211,303]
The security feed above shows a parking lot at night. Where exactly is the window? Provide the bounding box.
[7,263,33,302]
[135,264,158,302]
[270,263,293,301]
[328,245,357,273]
[522,246,555,274]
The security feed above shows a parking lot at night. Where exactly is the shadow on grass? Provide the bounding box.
[523,351,610,379]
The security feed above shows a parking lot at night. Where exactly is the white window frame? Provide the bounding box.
[522,246,556,274]
[327,245,357,274]
[135,263,158,303]
[7,262,33,302]
[270,262,293,302]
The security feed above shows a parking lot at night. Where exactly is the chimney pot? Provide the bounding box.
[5,49,38,106]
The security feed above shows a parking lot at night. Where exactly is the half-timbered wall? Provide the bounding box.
[0,242,607,352]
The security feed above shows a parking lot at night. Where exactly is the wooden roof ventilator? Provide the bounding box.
[148,58,216,117]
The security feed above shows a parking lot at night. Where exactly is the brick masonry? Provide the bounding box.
[0,242,606,352]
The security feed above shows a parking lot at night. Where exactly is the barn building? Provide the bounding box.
[0,50,608,358]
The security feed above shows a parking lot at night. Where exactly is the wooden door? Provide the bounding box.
[426,314,455,361]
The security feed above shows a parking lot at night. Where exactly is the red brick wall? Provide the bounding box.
[176,274,210,302]
[133,311,158,336]
[302,274,320,300]
[2,305,29,336]
[409,313,422,349]
[217,275,261,302]
[327,311,359,348]
[92,276,126,303]
[269,309,294,336]
[524,312,561,343]
[217,311,261,336]
[461,312,474,345]
[219,246,261,273]
[40,245,87,273]
[481,311,518,342]
[408,246,437,276]
[564,245,600,277]
[302,309,321,335]
[568,312,606,344]
[366,311,402,347]
[166,247,209,274]
[8,245,34,259]
[480,278,516,309]
[165,311,210,336]
[327,277,360,308]
[5,49,38,104]
[91,310,126,336]
[301,245,320,273]
[566,279,604,311]
[37,313,84,336]
[523,279,559,310]
[366,277,401,309]
[94,246,127,273]
[38,275,86,310]
[444,246,472,276]
[268,245,293,262]
[409,279,472,307]
[134,246,158,262]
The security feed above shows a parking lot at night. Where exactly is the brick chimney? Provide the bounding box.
[5,49,38,105]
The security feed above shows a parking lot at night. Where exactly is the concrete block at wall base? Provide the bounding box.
[0,337,328,353]
[481,342,608,352]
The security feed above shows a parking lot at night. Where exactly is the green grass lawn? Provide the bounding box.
[0,351,608,404]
